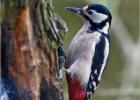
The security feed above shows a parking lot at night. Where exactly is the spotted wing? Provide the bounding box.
[86,35,110,99]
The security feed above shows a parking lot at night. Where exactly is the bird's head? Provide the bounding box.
[66,4,112,31]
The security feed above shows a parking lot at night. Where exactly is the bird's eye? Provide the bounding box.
[87,10,93,15]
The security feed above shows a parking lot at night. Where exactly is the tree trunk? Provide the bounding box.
[1,0,67,100]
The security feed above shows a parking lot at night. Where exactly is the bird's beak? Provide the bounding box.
[66,7,82,15]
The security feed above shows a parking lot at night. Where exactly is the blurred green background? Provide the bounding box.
[53,0,139,100]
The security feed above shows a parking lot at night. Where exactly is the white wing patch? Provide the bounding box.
[99,22,109,34]
[98,37,109,81]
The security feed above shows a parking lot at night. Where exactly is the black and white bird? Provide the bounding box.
[65,4,112,100]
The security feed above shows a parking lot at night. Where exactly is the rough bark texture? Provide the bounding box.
[1,0,67,100]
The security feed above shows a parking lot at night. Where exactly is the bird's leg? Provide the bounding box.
[63,67,70,73]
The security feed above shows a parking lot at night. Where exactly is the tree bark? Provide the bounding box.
[1,0,67,100]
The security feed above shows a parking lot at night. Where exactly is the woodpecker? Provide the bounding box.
[65,4,112,100]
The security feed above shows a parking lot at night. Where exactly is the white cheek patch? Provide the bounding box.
[90,10,108,23]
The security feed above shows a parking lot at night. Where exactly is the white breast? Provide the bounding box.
[67,31,101,87]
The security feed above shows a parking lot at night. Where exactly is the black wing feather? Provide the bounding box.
[86,35,107,99]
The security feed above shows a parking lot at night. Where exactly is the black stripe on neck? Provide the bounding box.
[89,19,108,31]
[83,13,110,39]
[98,31,109,39]
[87,26,110,40]
[83,12,109,32]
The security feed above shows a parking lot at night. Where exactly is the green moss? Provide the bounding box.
[9,0,29,8]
